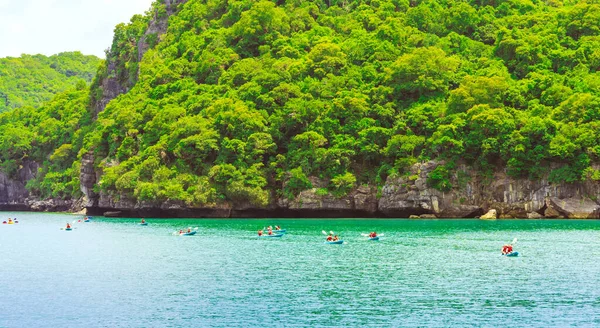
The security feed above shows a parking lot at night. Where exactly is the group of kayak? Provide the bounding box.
[257,226,285,237]
[2,218,18,225]
[58,217,520,256]
[63,217,93,230]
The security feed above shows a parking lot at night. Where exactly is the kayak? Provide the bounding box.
[65,228,73,231]
[8,222,14,225]
[326,240,344,245]
[504,252,519,257]
[139,223,148,226]
[259,234,284,238]
[180,231,197,236]
[368,236,380,241]
[272,229,286,234]
[83,220,90,223]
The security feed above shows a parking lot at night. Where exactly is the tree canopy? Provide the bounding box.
[0,52,101,112]
[2,0,600,206]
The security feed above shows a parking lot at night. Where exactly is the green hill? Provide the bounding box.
[0,52,101,112]
[2,0,600,207]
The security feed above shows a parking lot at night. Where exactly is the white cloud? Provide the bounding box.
[0,0,155,58]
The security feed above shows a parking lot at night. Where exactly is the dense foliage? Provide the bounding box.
[2,0,600,206]
[0,52,101,112]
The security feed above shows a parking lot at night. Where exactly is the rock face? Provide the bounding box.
[79,152,98,208]
[378,161,600,219]
[0,161,37,209]
[378,161,484,218]
[3,158,600,218]
[281,185,378,216]
[547,197,599,219]
[527,212,544,219]
[0,172,29,205]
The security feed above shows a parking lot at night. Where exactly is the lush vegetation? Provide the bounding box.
[0,52,101,112]
[2,0,600,207]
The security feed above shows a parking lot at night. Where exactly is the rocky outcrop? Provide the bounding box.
[480,209,498,220]
[0,161,37,208]
[4,158,600,218]
[280,185,378,217]
[80,152,98,208]
[378,161,484,218]
[527,212,544,219]
[0,172,28,205]
[378,161,600,219]
[547,197,599,219]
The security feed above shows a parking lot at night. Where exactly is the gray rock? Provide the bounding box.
[527,212,544,219]
[547,197,599,219]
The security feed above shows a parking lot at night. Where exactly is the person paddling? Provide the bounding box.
[66,223,71,229]
[141,219,146,224]
[369,232,378,238]
[275,226,281,231]
[501,244,514,255]
[258,230,263,236]
[333,235,340,242]
[327,234,333,241]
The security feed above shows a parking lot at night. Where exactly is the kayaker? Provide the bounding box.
[258,230,263,236]
[66,223,71,229]
[369,232,377,238]
[333,235,339,241]
[275,226,281,231]
[501,244,513,255]
[141,219,146,224]
[8,218,13,224]
[268,230,273,236]
[327,234,333,241]
[187,228,191,233]
[179,229,183,234]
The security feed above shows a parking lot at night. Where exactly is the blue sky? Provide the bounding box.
[0,0,155,58]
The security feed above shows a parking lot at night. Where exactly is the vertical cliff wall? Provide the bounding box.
[81,0,189,208]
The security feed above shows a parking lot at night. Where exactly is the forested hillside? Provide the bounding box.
[0,52,100,112]
[2,0,600,210]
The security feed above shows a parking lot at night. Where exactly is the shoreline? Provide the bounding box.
[1,207,599,220]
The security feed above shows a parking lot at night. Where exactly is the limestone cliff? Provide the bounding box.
[82,0,189,208]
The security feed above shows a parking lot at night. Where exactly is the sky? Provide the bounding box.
[0,0,155,58]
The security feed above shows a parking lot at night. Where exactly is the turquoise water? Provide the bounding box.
[1,213,599,327]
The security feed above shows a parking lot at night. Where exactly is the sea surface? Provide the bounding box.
[1,212,599,327]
